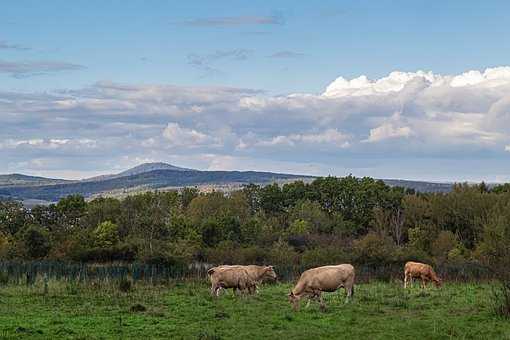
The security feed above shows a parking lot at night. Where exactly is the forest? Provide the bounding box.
[0,175,508,279]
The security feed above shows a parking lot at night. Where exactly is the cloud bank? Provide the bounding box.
[1,67,510,181]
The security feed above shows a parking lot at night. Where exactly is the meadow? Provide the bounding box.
[0,279,509,339]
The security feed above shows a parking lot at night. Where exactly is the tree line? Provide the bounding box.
[0,176,508,273]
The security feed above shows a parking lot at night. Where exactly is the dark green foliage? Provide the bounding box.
[0,176,508,274]
[22,226,50,259]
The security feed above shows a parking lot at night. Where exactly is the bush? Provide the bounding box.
[22,226,50,259]
[353,232,397,265]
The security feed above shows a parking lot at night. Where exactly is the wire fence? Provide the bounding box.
[0,260,493,286]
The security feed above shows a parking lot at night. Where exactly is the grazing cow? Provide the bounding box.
[404,261,442,288]
[207,266,256,297]
[288,264,355,311]
[215,265,277,293]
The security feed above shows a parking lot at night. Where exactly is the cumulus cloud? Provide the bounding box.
[242,129,350,149]
[2,66,510,180]
[365,123,412,143]
[0,138,97,150]
[162,123,219,147]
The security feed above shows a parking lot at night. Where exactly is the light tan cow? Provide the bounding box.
[207,266,256,297]
[288,264,355,311]
[215,265,277,293]
[404,261,442,288]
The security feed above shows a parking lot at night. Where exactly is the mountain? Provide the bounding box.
[383,179,454,193]
[83,162,192,182]
[0,168,311,202]
[117,162,191,176]
[0,162,467,204]
[0,174,69,187]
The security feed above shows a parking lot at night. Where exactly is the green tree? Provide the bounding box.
[94,221,120,248]
[22,226,50,259]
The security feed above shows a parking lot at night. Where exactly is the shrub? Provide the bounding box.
[22,226,50,259]
[353,232,397,265]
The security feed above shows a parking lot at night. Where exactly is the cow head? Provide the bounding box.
[288,291,300,310]
[434,278,442,288]
[263,266,277,282]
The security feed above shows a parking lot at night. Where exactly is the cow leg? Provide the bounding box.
[318,293,326,312]
[404,273,408,288]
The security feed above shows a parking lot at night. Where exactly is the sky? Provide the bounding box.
[1,0,510,182]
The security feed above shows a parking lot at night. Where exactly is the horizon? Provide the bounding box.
[2,1,510,182]
[0,161,487,185]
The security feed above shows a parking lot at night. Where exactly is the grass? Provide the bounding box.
[0,280,509,339]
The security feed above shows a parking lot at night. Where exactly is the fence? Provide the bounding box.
[0,260,494,286]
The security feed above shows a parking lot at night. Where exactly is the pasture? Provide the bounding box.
[0,280,509,339]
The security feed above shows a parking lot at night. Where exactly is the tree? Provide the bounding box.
[94,221,120,248]
[56,195,87,229]
[0,201,27,235]
[22,226,50,259]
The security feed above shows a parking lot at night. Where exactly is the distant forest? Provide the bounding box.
[0,176,509,275]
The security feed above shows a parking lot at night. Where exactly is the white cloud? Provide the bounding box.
[0,138,97,150]
[2,66,510,180]
[162,122,218,148]
[365,123,412,143]
[249,129,351,149]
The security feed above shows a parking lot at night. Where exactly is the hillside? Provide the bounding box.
[0,174,69,187]
[0,162,464,203]
[0,168,311,202]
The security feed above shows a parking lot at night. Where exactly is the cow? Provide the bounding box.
[207,266,256,297]
[404,261,442,289]
[288,264,355,311]
[214,265,277,293]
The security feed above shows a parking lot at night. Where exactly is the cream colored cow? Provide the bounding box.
[288,264,355,311]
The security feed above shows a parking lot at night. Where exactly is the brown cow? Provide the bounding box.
[288,264,355,311]
[215,265,277,293]
[207,266,256,297]
[404,261,442,288]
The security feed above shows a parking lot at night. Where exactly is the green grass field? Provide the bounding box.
[0,280,509,339]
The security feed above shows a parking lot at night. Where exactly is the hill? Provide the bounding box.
[0,174,69,187]
[0,162,462,203]
[0,168,311,202]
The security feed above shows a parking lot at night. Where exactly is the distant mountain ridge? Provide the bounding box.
[117,162,192,176]
[0,174,70,187]
[0,162,464,204]
[0,163,312,202]
[84,162,193,182]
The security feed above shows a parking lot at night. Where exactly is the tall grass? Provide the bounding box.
[0,260,493,286]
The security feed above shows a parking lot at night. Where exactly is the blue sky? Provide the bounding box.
[2,1,510,181]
